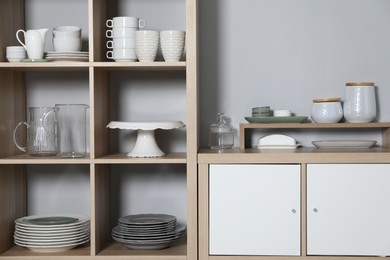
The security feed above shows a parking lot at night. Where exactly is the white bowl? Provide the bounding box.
[53,26,82,38]
[53,37,82,52]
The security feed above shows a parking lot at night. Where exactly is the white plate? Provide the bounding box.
[16,215,89,228]
[14,232,90,244]
[312,140,377,149]
[15,229,89,239]
[15,223,90,233]
[46,56,89,62]
[45,51,89,55]
[255,144,301,150]
[14,238,89,253]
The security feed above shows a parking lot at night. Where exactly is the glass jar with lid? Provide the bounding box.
[208,113,234,149]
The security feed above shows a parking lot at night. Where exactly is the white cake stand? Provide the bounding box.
[107,121,185,157]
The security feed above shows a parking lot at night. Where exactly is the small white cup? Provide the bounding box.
[106,17,145,28]
[106,27,137,38]
[107,48,137,62]
[273,110,292,117]
[106,37,136,49]
[53,37,82,52]
[53,26,82,38]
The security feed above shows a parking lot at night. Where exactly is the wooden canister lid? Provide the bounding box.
[346,82,374,86]
[313,98,341,103]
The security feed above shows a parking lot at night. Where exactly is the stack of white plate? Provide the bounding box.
[112,213,186,250]
[44,51,89,62]
[14,215,90,253]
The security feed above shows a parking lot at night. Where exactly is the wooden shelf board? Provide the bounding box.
[93,61,186,71]
[0,154,92,164]
[95,153,187,164]
[198,148,390,164]
[1,244,90,258]
[240,122,390,129]
[97,238,187,259]
[0,61,186,71]
[0,62,90,71]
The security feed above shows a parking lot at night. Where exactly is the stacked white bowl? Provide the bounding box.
[106,16,145,62]
[160,30,185,62]
[6,46,26,62]
[135,30,159,62]
[52,26,82,52]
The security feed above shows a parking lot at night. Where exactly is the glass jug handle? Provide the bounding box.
[42,108,57,135]
[13,122,29,152]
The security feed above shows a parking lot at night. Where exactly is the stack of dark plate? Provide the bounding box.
[14,215,90,253]
[112,213,186,250]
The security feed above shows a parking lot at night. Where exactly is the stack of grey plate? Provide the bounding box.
[14,215,90,253]
[112,213,186,250]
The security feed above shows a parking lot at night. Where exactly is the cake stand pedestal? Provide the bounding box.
[107,121,185,157]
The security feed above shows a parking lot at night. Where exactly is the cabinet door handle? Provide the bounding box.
[291,209,297,213]
[313,208,318,213]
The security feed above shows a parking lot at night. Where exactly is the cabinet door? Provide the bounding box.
[307,164,390,256]
[209,164,301,255]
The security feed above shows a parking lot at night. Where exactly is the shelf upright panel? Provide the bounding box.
[0,1,27,255]
[185,0,199,259]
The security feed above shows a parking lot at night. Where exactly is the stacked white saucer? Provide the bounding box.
[6,46,27,62]
[160,30,185,62]
[135,30,160,62]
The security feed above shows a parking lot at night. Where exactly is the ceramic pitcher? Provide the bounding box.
[16,28,49,60]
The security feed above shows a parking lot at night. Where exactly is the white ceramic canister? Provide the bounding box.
[343,82,376,123]
[311,98,343,123]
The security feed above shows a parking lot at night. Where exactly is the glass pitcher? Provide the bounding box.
[55,104,89,158]
[13,107,58,156]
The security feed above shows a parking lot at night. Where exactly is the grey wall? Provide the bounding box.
[199,0,390,147]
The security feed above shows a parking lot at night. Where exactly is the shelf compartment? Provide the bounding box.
[0,164,91,257]
[93,164,187,257]
[240,122,390,149]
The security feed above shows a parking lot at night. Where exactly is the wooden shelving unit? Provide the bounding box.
[0,0,198,260]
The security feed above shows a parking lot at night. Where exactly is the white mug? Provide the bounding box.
[107,48,137,62]
[106,38,136,49]
[106,16,145,28]
[106,27,137,38]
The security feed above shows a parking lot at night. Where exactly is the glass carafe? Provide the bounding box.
[13,107,58,156]
[56,104,89,158]
[209,113,234,149]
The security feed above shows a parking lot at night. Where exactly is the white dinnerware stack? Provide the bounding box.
[111,213,186,250]
[6,46,27,62]
[160,30,185,62]
[14,215,90,253]
[135,30,160,62]
[106,16,145,62]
